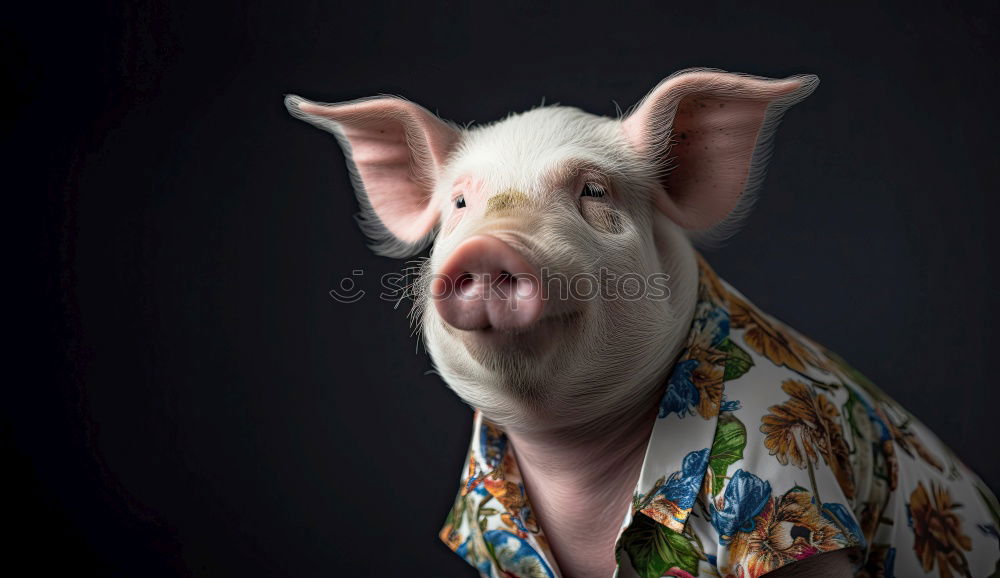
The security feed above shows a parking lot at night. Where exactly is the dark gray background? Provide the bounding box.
[10,1,999,576]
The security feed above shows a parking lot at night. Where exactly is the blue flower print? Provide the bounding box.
[883,546,896,578]
[720,394,742,413]
[700,304,730,347]
[710,469,772,544]
[655,448,711,516]
[855,393,892,443]
[658,358,701,418]
[482,530,555,578]
[480,421,508,468]
[822,501,867,550]
[456,536,493,576]
[455,537,470,559]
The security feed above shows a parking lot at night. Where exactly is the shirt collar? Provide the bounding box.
[440,255,732,577]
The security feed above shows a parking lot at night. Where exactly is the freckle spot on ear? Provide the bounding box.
[679,132,687,140]
[719,103,725,108]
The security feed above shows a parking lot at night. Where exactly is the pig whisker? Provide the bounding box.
[405,257,434,349]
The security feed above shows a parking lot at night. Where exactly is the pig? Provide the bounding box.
[285,69,1000,578]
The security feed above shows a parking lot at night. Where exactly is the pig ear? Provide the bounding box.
[622,69,818,232]
[285,94,460,257]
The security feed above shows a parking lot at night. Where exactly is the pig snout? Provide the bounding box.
[431,235,544,331]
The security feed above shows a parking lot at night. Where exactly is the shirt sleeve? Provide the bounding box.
[687,390,867,577]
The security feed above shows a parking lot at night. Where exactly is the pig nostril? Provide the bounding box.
[515,276,536,299]
[456,273,475,297]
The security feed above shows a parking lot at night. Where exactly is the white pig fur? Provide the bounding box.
[285,68,817,439]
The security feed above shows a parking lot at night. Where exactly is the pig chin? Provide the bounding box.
[422,304,592,392]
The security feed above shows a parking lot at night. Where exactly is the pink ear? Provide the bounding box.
[622,69,818,230]
[286,95,460,257]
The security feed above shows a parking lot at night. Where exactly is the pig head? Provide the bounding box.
[285,69,818,435]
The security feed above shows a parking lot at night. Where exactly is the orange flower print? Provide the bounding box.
[440,522,464,551]
[908,481,973,578]
[691,345,725,419]
[485,479,539,536]
[482,452,539,535]
[760,381,855,500]
[659,308,731,420]
[728,294,828,374]
[879,406,946,473]
[725,488,847,578]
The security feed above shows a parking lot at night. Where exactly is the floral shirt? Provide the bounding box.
[439,256,1000,578]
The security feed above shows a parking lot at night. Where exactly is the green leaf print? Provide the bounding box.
[619,512,700,578]
[709,412,747,495]
[720,338,754,381]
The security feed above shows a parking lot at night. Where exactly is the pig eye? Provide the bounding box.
[580,183,605,198]
[455,195,466,209]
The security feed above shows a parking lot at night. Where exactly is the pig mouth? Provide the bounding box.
[443,307,585,354]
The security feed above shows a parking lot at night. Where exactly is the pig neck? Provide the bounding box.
[504,405,659,577]
[504,238,700,578]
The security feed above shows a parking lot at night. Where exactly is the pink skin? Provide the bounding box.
[621,71,807,230]
[294,98,457,244]
[431,235,544,331]
[506,409,661,578]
